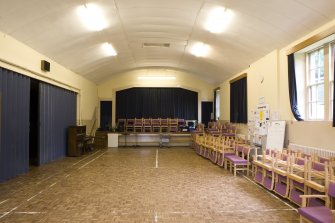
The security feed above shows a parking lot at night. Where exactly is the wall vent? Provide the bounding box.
[142,43,170,48]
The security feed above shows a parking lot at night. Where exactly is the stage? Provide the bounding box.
[109,132,192,147]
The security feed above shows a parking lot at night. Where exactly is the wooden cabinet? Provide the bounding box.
[67,125,86,157]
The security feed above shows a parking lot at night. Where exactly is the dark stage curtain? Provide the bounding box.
[116,88,198,121]
[288,54,304,121]
[230,77,247,123]
[0,67,30,182]
[39,83,77,165]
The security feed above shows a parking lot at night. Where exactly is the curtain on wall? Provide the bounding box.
[213,90,217,120]
[0,67,30,182]
[39,82,76,165]
[230,77,247,123]
[288,54,304,121]
[116,87,198,121]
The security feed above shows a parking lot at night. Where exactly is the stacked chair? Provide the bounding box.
[253,148,335,213]
[117,118,188,133]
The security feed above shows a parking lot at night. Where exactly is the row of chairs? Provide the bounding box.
[253,149,335,223]
[191,126,252,177]
[192,128,335,223]
[117,118,185,133]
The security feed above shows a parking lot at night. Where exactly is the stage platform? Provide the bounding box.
[116,132,191,147]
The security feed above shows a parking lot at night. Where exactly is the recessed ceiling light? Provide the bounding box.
[205,7,233,34]
[101,42,117,56]
[137,76,176,80]
[191,42,210,57]
[77,3,108,31]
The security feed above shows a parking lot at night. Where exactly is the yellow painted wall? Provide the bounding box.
[98,68,215,126]
[220,19,335,151]
[0,32,98,132]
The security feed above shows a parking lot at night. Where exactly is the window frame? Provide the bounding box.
[305,47,325,120]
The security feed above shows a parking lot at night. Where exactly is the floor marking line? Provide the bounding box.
[78,151,106,169]
[155,149,159,168]
[49,182,57,188]
[154,212,158,223]
[36,150,102,185]
[27,190,44,202]
[0,199,9,206]
[15,211,47,215]
[71,150,101,166]
[242,175,297,211]
[0,206,18,219]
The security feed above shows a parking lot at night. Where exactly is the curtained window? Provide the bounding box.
[116,87,198,121]
[288,54,304,121]
[230,76,247,123]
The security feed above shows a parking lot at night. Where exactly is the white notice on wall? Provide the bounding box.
[266,121,286,151]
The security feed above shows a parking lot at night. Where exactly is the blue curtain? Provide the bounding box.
[288,54,304,121]
[0,67,30,182]
[230,77,247,123]
[39,83,76,165]
[116,87,198,121]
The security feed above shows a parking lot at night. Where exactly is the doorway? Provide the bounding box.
[29,79,40,166]
[100,101,113,130]
[201,101,213,128]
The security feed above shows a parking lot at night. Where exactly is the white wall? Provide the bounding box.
[0,32,98,133]
[98,68,215,126]
[219,19,335,151]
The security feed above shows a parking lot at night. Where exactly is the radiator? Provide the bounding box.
[288,143,335,158]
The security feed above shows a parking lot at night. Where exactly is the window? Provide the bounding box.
[215,89,220,120]
[293,35,335,122]
[306,48,324,120]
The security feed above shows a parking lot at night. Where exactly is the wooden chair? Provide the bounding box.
[126,118,134,132]
[273,152,290,198]
[225,144,251,176]
[133,118,143,132]
[178,119,185,131]
[160,118,169,132]
[143,118,152,132]
[152,118,161,132]
[298,180,335,223]
[288,156,308,206]
[169,118,178,132]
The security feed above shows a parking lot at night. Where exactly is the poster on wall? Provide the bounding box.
[255,103,270,136]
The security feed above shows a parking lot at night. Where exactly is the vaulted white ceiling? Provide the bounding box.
[1,0,335,85]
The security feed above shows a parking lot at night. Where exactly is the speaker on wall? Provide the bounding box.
[41,60,50,72]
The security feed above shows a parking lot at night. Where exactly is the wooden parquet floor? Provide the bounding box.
[0,148,299,222]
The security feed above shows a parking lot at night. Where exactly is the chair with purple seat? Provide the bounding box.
[298,181,335,223]
[225,144,251,176]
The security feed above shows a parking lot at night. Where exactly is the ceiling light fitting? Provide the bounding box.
[205,6,233,34]
[102,42,117,56]
[191,42,210,57]
[77,3,108,31]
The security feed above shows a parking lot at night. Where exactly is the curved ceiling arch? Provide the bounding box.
[1,0,335,85]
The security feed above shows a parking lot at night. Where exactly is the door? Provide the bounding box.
[29,79,40,166]
[100,101,113,130]
[201,101,213,128]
